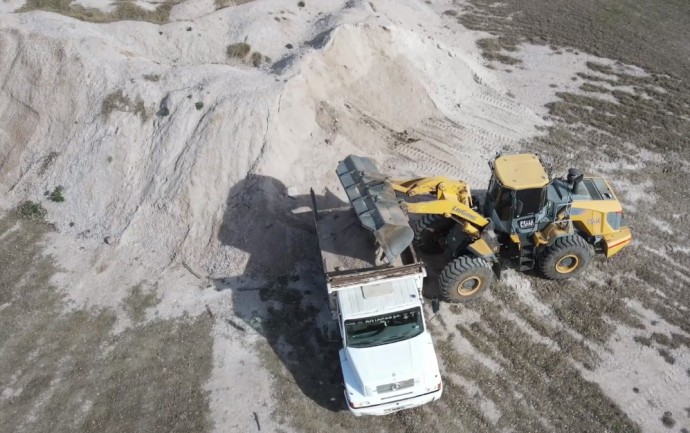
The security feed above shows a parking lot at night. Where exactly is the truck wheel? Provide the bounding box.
[439,256,493,302]
[412,215,454,254]
[538,234,594,280]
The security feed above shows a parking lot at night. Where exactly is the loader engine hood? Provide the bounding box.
[341,332,439,396]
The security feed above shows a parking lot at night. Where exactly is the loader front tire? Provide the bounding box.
[439,256,493,302]
[538,234,593,280]
[412,215,454,254]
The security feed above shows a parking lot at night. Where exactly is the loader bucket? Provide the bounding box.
[336,155,414,264]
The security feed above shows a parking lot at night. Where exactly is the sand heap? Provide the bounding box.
[0,0,541,307]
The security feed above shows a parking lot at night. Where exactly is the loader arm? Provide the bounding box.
[391,178,490,238]
[336,155,490,264]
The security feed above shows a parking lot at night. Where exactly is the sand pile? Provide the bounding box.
[0,0,541,308]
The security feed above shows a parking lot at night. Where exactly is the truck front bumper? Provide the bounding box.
[345,388,442,416]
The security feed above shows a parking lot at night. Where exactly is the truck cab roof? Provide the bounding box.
[337,277,422,320]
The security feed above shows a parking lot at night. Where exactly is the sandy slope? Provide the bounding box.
[0,0,542,307]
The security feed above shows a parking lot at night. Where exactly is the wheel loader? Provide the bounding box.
[336,153,632,302]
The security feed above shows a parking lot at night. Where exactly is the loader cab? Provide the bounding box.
[484,154,550,235]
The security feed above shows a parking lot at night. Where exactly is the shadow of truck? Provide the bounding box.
[214,174,350,412]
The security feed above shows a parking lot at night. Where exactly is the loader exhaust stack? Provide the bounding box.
[336,155,414,265]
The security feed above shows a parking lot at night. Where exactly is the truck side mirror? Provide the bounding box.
[515,200,524,217]
[321,321,341,342]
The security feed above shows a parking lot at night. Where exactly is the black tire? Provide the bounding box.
[439,256,494,302]
[412,215,454,254]
[538,234,594,280]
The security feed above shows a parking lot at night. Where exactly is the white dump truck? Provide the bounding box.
[310,158,443,416]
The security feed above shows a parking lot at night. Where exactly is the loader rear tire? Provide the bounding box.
[538,234,594,280]
[412,215,454,254]
[439,256,493,302]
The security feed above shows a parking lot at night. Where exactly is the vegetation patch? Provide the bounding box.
[122,284,161,323]
[143,74,161,82]
[101,89,149,122]
[214,0,254,11]
[661,411,675,428]
[17,201,47,221]
[227,43,271,68]
[47,186,65,203]
[227,42,252,59]
[0,214,214,433]
[250,51,265,67]
[17,0,179,24]
[476,37,521,65]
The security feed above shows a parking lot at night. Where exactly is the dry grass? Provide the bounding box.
[143,73,161,82]
[17,0,178,24]
[227,43,271,68]
[101,89,149,122]
[0,214,215,433]
[476,37,521,65]
[227,42,251,59]
[17,201,47,220]
[214,0,254,11]
[122,284,161,323]
[250,51,264,67]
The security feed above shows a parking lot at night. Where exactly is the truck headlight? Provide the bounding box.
[348,400,370,409]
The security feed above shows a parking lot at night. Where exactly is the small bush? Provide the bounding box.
[49,186,65,203]
[298,1,305,7]
[195,102,204,110]
[285,43,293,49]
[660,411,675,428]
[143,74,160,82]
[250,51,264,67]
[101,90,149,121]
[158,107,170,117]
[227,42,251,59]
[17,201,47,220]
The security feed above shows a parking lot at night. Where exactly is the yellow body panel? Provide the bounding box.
[509,233,521,247]
[571,199,623,237]
[603,227,632,257]
[494,154,549,190]
[533,223,570,247]
[468,238,494,258]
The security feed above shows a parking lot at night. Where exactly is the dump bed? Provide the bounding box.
[311,191,425,291]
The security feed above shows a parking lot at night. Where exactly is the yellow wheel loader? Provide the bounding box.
[336,154,632,303]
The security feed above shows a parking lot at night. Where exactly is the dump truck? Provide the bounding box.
[336,153,632,302]
[311,189,443,416]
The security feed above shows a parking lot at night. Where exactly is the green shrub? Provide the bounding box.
[48,186,65,203]
[17,201,47,220]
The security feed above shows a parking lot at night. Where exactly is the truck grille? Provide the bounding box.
[376,378,415,394]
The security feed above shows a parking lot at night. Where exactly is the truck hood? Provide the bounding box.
[342,332,438,394]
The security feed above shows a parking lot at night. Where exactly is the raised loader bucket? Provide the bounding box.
[336,155,414,265]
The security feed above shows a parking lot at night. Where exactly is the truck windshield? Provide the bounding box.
[345,307,424,348]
